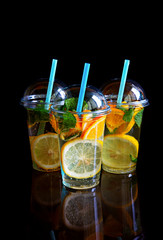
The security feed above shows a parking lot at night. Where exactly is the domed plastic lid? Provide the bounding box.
[100,78,149,107]
[21,78,67,108]
[52,84,110,114]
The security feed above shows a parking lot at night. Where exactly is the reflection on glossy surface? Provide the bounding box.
[27,169,144,239]
[60,186,103,239]
[30,170,62,237]
[101,170,143,239]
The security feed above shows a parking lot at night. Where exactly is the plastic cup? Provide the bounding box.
[21,78,66,172]
[51,85,110,189]
[100,79,149,174]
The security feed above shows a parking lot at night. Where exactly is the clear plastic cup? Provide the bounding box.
[51,85,110,189]
[100,78,149,174]
[21,78,66,172]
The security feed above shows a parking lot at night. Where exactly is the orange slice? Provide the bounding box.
[81,115,106,140]
[50,115,59,133]
[74,113,82,130]
[115,107,143,134]
[106,106,143,135]
[82,110,92,132]
[114,116,135,134]
[106,108,125,133]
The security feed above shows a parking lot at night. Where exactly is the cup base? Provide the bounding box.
[102,165,136,174]
[62,172,101,190]
[32,163,60,172]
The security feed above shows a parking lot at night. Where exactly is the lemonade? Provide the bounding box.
[21,78,66,171]
[102,100,144,174]
[59,134,102,189]
[51,85,110,189]
[27,104,60,172]
[53,109,107,189]
[102,122,141,173]
[101,79,149,174]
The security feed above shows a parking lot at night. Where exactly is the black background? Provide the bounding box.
[6,5,161,239]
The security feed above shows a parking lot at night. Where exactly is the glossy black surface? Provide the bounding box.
[14,87,155,239]
[17,168,146,240]
[11,37,157,239]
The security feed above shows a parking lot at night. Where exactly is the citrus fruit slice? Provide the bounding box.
[74,113,82,130]
[61,138,102,178]
[106,108,126,133]
[31,133,60,170]
[82,110,92,132]
[50,115,58,133]
[81,115,106,140]
[102,134,139,170]
[106,106,143,135]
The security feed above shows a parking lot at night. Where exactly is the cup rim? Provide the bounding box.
[21,94,111,115]
[20,94,53,106]
[51,104,110,116]
[105,97,149,107]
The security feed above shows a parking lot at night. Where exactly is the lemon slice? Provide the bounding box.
[31,133,60,170]
[61,138,102,178]
[102,134,139,170]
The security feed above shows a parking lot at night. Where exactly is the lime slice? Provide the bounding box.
[61,138,102,178]
[102,134,139,169]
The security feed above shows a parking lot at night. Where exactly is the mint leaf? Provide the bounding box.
[123,108,134,122]
[134,108,144,127]
[27,108,49,124]
[64,97,78,111]
[130,154,137,163]
[64,97,88,111]
[57,97,88,132]
[58,112,76,132]
[117,106,134,123]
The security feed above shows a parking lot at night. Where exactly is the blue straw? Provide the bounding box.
[45,59,58,104]
[117,59,130,104]
[76,63,90,113]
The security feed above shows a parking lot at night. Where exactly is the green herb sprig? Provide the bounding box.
[58,97,88,132]
[117,105,144,127]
